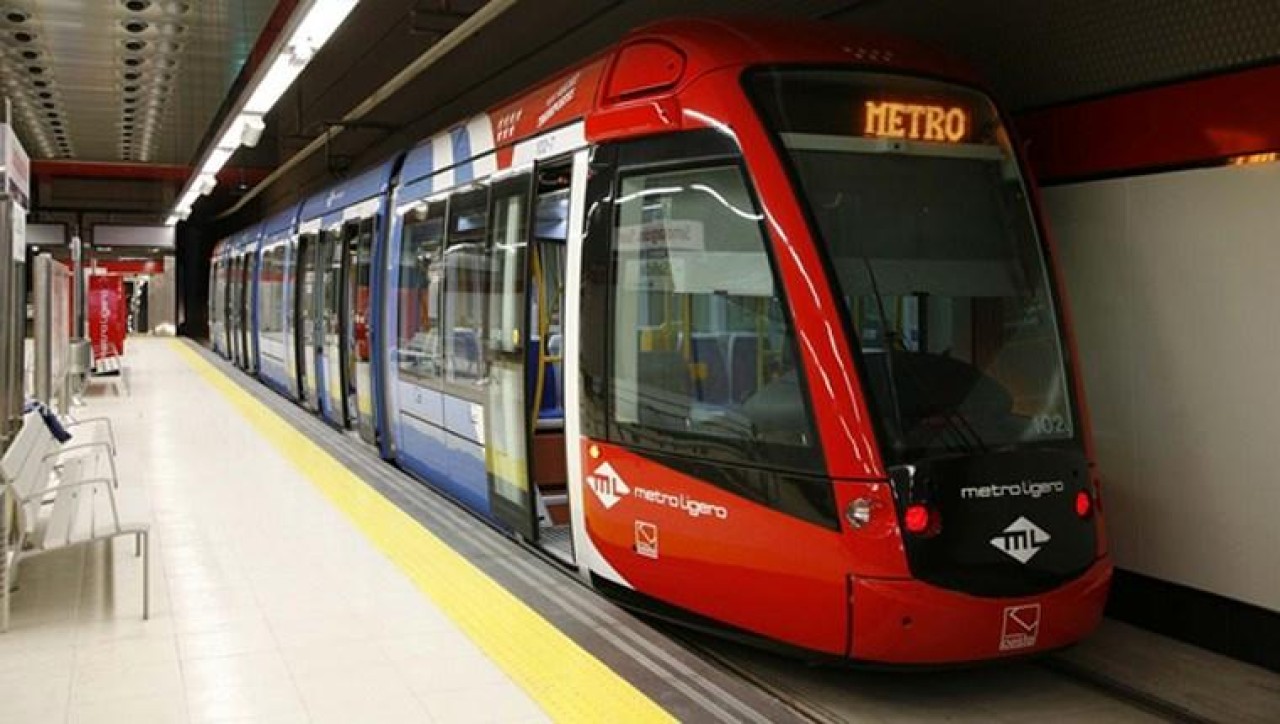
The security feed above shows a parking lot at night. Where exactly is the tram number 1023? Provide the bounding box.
[1032,413,1070,436]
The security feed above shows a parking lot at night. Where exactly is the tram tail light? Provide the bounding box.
[1075,490,1093,518]
[904,504,939,537]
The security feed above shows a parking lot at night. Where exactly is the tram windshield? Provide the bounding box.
[749,70,1075,460]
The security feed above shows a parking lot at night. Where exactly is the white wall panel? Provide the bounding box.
[1044,162,1280,612]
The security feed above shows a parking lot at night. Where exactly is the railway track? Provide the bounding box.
[675,629,1196,723]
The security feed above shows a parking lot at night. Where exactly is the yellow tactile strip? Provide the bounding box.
[174,340,674,723]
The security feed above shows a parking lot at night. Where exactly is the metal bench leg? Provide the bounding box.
[1,555,8,633]
[141,531,150,621]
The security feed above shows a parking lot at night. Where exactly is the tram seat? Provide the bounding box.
[728,333,760,404]
[689,334,730,405]
[527,338,564,428]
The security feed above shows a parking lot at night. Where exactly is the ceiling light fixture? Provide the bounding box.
[168,0,359,225]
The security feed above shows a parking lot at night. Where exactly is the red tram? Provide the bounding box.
[214,16,1111,665]
[565,18,1110,665]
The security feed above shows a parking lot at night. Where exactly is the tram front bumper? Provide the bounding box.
[849,558,1112,665]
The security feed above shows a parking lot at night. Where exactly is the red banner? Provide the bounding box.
[88,274,127,359]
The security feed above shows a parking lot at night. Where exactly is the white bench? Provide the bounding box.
[60,414,120,463]
[1,411,149,632]
[88,343,129,397]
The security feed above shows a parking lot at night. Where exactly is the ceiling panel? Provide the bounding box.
[0,0,275,163]
[834,0,1280,110]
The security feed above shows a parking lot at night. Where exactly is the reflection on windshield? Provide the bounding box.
[750,71,1075,460]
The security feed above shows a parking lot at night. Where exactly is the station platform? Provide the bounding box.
[4,338,1279,724]
[0,338,796,723]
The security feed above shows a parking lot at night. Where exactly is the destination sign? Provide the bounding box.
[863,101,970,143]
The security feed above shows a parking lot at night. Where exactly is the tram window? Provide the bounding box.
[611,165,821,473]
[534,190,569,342]
[444,187,491,389]
[397,201,447,383]
[487,177,530,355]
[259,245,286,338]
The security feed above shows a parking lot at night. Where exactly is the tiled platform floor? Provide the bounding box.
[1,338,546,724]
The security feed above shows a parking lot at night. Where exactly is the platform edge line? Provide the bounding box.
[172,340,675,724]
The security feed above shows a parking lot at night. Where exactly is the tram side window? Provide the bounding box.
[611,165,820,471]
[443,187,491,390]
[397,201,447,383]
[259,246,284,336]
[487,177,531,356]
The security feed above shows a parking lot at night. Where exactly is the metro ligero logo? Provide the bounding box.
[991,516,1051,564]
[587,461,630,510]
[585,461,729,519]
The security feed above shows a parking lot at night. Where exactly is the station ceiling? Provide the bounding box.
[6,0,1279,226]
[1,0,275,164]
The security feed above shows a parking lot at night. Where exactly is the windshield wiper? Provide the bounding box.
[829,192,985,456]
[860,255,985,456]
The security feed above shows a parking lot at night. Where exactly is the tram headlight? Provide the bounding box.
[846,498,874,529]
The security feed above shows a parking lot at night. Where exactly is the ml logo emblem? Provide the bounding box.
[587,462,630,510]
[991,516,1051,564]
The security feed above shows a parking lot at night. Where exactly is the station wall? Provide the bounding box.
[1019,60,1280,669]
[1043,162,1280,614]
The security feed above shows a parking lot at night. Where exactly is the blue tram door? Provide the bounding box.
[345,218,378,445]
[317,227,348,428]
[228,254,242,367]
[297,232,320,412]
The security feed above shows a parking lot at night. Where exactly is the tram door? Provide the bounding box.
[222,257,233,359]
[318,227,348,428]
[483,172,537,539]
[297,233,319,411]
[345,218,377,444]
[240,253,254,371]
[230,254,244,367]
[246,251,259,373]
[283,240,300,398]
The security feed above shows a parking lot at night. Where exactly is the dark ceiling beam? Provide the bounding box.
[409,9,471,34]
[32,160,271,185]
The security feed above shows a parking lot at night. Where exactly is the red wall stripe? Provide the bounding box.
[1017,64,1280,182]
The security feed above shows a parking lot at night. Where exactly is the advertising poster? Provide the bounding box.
[88,274,127,359]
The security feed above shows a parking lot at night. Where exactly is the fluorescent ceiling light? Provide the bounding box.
[170,0,362,225]
[243,54,305,115]
[291,0,359,55]
[195,174,218,196]
[201,147,235,176]
[215,118,246,151]
[177,188,202,211]
[240,115,266,148]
